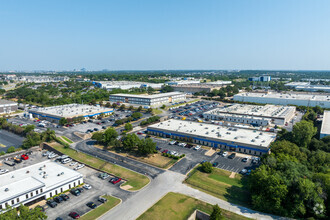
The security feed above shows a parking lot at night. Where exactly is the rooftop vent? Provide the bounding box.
[5,188,9,192]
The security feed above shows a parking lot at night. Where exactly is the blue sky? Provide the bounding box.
[1,0,330,71]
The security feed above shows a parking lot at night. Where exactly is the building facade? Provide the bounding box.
[320,111,330,139]
[147,120,277,155]
[0,100,18,114]
[0,161,83,211]
[110,92,186,106]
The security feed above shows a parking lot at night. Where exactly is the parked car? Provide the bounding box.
[109,177,122,184]
[242,157,248,163]
[14,157,22,163]
[69,212,80,219]
[0,169,9,175]
[86,202,97,209]
[83,184,92,190]
[194,145,201,150]
[94,128,99,131]
[222,152,228,157]
[98,197,107,203]
[54,196,64,203]
[21,154,29,160]
[47,200,57,208]
[60,194,70,201]
[228,153,236,159]
[212,162,219,167]
[70,189,81,196]
[99,172,110,180]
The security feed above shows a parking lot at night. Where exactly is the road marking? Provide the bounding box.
[221,164,225,169]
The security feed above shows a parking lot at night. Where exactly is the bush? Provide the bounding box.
[0,151,5,155]
[201,162,213,173]
[6,146,16,153]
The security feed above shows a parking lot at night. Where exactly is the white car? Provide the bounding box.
[70,162,78,166]
[0,169,9,175]
[194,145,201,150]
[83,184,92,190]
[222,152,228,157]
[74,164,85,170]
[169,141,176,145]
[62,158,72,164]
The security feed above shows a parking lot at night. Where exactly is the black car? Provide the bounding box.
[212,162,219,167]
[60,194,70,201]
[102,126,107,129]
[94,128,99,131]
[54,196,63,203]
[70,189,80,196]
[47,200,57,208]
[55,218,63,220]
[86,202,97,209]
[228,153,236,159]
[77,187,84,193]
[242,158,248,163]
[217,150,223,155]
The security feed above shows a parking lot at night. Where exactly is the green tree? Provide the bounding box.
[103,127,118,146]
[147,108,153,113]
[124,123,133,131]
[129,105,134,111]
[119,104,126,110]
[91,132,104,144]
[131,112,142,119]
[201,162,213,173]
[137,138,156,155]
[41,129,56,142]
[59,117,68,126]
[292,120,317,148]
[6,146,15,153]
[24,125,35,134]
[122,133,140,151]
[210,204,223,220]
[160,104,166,109]
[0,204,47,219]
[137,106,143,112]
[111,103,117,109]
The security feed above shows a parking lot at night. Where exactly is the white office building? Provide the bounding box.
[234,92,330,108]
[93,81,163,91]
[0,161,83,210]
[203,104,296,126]
[320,111,330,139]
[110,92,186,107]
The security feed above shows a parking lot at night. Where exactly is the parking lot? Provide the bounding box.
[148,137,260,175]
[0,130,24,152]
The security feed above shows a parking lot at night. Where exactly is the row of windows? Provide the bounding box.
[49,180,81,197]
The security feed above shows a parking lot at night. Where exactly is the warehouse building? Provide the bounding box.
[93,81,163,91]
[110,92,186,106]
[285,82,330,93]
[233,92,330,108]
[172,84,224,94]
[0,161,83,210]
[320,111,330,139]
[203,104,296,126]
[148,119,277,155]
[0,99,18,114]
[29,104,113,123]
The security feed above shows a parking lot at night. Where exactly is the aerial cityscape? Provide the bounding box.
[0,1,329,220]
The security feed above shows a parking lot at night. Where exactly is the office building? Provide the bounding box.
[0,99,18,114]
[148,120,276,155]
[110,92,186,107]
[233,92,330,108]
[203,104,296,126]
[0,161,83,210]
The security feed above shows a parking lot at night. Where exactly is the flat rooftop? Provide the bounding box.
[110,92,185,99]
[29,104,113,118]
[148,119,276,148]
[235,92,330,101]
[0,161,83,204]
[205,104,295,118]
[0,99,17,105]
[321,111,330,135]
[172,83,223,88]
[285,82,310,87]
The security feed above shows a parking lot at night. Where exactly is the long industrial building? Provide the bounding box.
[285,82,330,93]
[0,161,83,210]
[320,111,330,139]
[147,119,277,155]
[172,83,225,94]
[110,92,186,106]
[29,104,113,123]
[233,92,330,108]
[93,81,163,91]
[0,99,18,114]
[203,104,296,126]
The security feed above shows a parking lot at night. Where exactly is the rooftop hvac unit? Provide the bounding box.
[5,188,9,192]
[251,139,255,142]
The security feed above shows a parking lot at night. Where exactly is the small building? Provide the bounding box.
[0,161,83,210]
[320,111,330,139]
[248,76,271,82]
[233,92,330,108]
[109,92,186,107]
[28,104,113,123]
[203,104,296,126]
[0,99,18,114]
[147,119,277,155]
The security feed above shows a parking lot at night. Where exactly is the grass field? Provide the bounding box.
[137,192,250,220]
[80,195,120,220]
[127,153,177,169]
[50,143,150,191]
[152,108,163,115]
[61,136,73,144]
[185,166,250,207]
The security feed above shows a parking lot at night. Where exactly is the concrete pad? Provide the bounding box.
[121,185,133,190]
[205,149,216,156]
[229,172,236,179]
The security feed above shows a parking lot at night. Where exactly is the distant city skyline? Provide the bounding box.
[1,0,330,71]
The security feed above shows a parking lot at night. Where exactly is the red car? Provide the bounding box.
[109,177,122,184]
[136,132,143,135]
[162,149,168,154]
[96,122,101,125]
[21,154,29,160]
[69,212,80,219]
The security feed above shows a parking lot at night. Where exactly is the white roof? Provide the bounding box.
[205,104,295,119]
[321,111,330,135]
[110,92,185,99]
[148,119,276,148]
[0,161,83,204]
[235,92,330,101]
